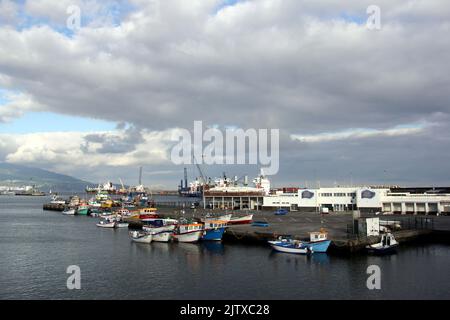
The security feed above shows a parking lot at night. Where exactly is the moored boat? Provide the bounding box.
[150,230,173,242]
[62,208,76,215]
[77,205,90,215]
[96,219,116,228]
[115,221,129,228]
[268,238,310,254]
[366,233,399,255]
[130,231,153,243]
[201,213,232,223]
[300,230,332,253]
[201,220,228,241]
[228,214,253,225]
[252,221,269,227]
[143,224,176,234]
[173,223,204,243]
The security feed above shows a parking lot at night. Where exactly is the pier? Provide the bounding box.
[123,207,449,253]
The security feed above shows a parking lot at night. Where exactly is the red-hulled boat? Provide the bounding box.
[228,214,253,225]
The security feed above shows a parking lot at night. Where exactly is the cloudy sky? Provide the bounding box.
[1,0,450,188]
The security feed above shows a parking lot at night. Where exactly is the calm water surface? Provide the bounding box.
[1,196,449,300]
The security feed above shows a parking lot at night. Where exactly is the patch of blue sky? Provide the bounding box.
[0,112,116,134]
[0,88,20,105]
[214,0,244,13]
[14,0,137,36]
[339,12,366,25]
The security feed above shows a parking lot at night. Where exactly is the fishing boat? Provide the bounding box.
[77,205,90,215]
[366,233,399,255]
[130,231,153,244]
[252,221,269,227]
[268,237,310,255]
[173,223,204,243]
[228,214,253,225]
[50,195,66,205]
[96,219,116,228]
[274,208,288,216]
[116,208,131,216]
[201,213,232,223]
[115,221,129,228]
[143,223,176,233]
[300,230,332,253]
[201,220,228,241]
[62,208,76,215]
[143,223,176,242]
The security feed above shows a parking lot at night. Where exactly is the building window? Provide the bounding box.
[320,193,332,197]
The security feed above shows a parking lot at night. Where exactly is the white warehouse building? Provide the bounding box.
[263,187,450,215]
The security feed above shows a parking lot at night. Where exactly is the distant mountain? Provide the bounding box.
[0,162,91,192]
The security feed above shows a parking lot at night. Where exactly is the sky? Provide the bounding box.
[1,0,450,189]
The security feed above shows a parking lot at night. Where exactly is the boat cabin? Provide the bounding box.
[203,220,228,230]
[140,207,158,214]
[178,223,203,233]
[309,230,328,242]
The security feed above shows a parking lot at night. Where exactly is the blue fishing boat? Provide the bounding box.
[274,208,288,216]
[201,220,228,241]
[300,230,331,253]
[252,221,269,227]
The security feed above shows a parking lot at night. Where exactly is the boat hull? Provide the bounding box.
[367,244,398,255]
[302,240,331,253]
[173,231,202,243]
[201,214,232,223]
[228,215,253,225]
[151,231,172,242]
[96,222,116,228]
[131,234,153,243]
[268,241,308,254]
[201,227,226,241]
[63,210,76,216]
[77,208,89,215]
[143,225,176,234]
[115,223,129,228]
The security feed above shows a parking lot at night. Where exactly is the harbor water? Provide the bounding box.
[1,196,449,300]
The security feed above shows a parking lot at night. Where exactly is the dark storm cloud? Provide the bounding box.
[1,0,450,185]
[82,125,144,154]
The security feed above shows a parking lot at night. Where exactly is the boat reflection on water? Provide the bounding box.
[310,253,330,265]
[268,250,330,265]
[200,242,225,255]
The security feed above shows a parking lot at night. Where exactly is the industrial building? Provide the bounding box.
[263,187,450,215]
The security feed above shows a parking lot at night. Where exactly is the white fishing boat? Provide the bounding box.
[130,231,153,244]
[96,219,116,228]
[151,230,173,242]
[115,221,129,228]
[142,224,176,234]
[50,195,66,205]
[268,238,310,254]
[62,208,76,215]
[173,223,204,243]
[366,233,399,255]
[201,213,232,223]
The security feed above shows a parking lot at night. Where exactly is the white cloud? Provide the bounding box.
[0,92,43,123]
[1,128,177,170]
[0,0,19,25]
[291,124,427,143]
